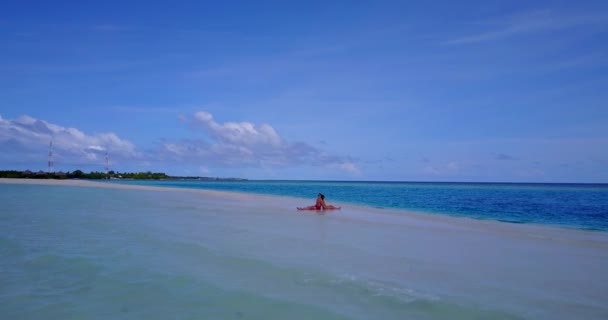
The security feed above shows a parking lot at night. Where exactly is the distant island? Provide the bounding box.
[0,170,247,181]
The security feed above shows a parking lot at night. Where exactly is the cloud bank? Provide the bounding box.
[160,111,359,173]
[0,115,138,167]
[0,112,359,175]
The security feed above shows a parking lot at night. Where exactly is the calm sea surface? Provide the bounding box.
[110,180,608,231]
[1,181,607,319]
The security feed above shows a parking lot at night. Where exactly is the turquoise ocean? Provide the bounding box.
[1,180,608,319]
[112,180,608,230]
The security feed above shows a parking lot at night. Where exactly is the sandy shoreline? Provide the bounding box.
[0,178,257,198]
[1,178,607,245]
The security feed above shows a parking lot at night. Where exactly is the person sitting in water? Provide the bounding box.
[297,193,341,210]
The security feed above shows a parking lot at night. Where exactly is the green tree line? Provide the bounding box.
[0,170,170,180]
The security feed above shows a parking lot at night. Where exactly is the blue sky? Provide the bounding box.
[1,1,607,182]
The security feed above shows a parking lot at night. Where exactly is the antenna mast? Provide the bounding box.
[47,140,54,173]
[105,151,110,174]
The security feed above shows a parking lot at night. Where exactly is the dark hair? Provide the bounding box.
[318,193,325,200]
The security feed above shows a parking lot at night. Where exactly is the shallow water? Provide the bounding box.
[110,180,608,230]
[1,182,607,319]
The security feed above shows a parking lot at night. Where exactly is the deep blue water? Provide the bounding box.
[106,180,608,231]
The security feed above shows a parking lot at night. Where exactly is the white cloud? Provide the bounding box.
[444,10,608,45]
[338,162,361,175]
[162,111,358,174]
[193,111,281,147]
[0,114,138,166]
[446,161,459,170]
[87,145,105,151]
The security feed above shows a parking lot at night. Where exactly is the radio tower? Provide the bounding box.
[47,140,54,173]
[105,151,110,174]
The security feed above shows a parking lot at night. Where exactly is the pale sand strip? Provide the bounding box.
[2,178,607,246]
[0,178,250,197]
